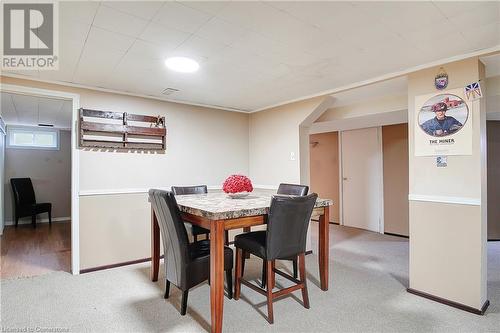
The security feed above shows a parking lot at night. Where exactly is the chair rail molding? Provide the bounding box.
[408,194,481,206]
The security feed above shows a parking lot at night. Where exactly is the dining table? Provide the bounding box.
[150,191,333,333]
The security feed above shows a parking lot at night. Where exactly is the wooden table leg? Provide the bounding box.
[210,220,225,333]
[150,206,160,282]
[318,207,330,291]
[243,227,251,259]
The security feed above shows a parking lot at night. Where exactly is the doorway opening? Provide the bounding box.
[0,84,80,277]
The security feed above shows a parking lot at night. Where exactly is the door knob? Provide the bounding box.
[343,177,348,181]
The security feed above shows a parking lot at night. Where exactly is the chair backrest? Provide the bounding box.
[266,193,318,260]
[149,189,190,287]
[277,183,309,196]
[10,178,36,206]
[171,185,208,195]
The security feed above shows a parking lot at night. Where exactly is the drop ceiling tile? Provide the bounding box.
[153,2,212,33]
[446,1,499,28]
[265,1,297,12]
[354,1,447,32]
[39,40,82,82]
[93,5,149,37]
[85,26,136,53]
[194,17,248,46]
[460,22,500,52]
[432,1,484,19]
[173,35,228,61]
[139,22,191,49]
[59,1,100,26]
[101,1,165,20]
[38,98,65,126]
[127,39,175,61]
[59,19,90,48]
[11,94,38,124]
[1,93,18,123]
[73,47,125,87]
[180,1,229,16]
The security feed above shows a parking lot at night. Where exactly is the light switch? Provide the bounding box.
[290,152,296,161]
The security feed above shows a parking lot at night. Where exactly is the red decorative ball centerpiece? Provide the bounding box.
[222,174,253,198]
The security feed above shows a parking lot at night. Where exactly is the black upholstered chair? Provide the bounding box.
[149,189,234,315]
[277,183,309,197]
[251,183,309,288]
[171,185,229,245]
[234,194,318,324]
[10,178,51,228]
[274,183,309,280]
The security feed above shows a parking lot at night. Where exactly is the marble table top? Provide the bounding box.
[175,192,333,220]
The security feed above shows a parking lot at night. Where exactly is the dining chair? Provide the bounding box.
[234,193,317,324]
[10,178,52,228]
[149,189,234,315]
[252,183,309,288]
[171,185,229,245]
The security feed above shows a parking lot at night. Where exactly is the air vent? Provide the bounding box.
[161,88,179,96]
[38,123,54,127]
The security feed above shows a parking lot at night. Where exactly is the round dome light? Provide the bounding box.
[164,57,199,73]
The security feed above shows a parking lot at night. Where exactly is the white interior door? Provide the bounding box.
[341,127,383,232]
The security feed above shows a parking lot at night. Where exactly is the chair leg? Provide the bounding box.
[226,269,233,299]
[205,232,209,240]
[48,209,52,225]
[15,215,19,228]
[266,260,274,324]
[298,253,310,309]
[180,290,189,315]
[261,259,267,288]
[164,280,170,299]
[241,251,246,276]
[32,214,36,228]
[292,257,298,279]
[234,248,243,300]
[224,230,229,246]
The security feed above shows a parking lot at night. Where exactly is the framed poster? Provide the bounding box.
[414,88,472,156]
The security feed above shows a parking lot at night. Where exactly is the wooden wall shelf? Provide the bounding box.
[79,108,166,150]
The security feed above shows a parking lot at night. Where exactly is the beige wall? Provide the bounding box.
[4,130,71,222]
[1,76,249,269]
[487,121,500,239]
[248,97,324,186]
[408,58,487,310]
[382,124,409,236]
[309,132,339,223]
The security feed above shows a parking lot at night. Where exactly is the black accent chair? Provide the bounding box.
[234,194,318,324]
[10,178,52,228]
[251,183,309,288]
[148,189,233,316]
[171,185,229,245]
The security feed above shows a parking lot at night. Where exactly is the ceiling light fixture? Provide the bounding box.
[164,57,199,73]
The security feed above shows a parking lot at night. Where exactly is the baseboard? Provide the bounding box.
[384,232,409,239]
[407,288,489,315]
[4,216,71,226]
[80,255,165,274]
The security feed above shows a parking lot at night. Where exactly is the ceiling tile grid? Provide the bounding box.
[3,1,499,111]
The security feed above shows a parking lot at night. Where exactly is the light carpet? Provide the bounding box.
[1,225,499,332]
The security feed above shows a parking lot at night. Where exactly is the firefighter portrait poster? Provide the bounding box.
[415,88,472,156]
